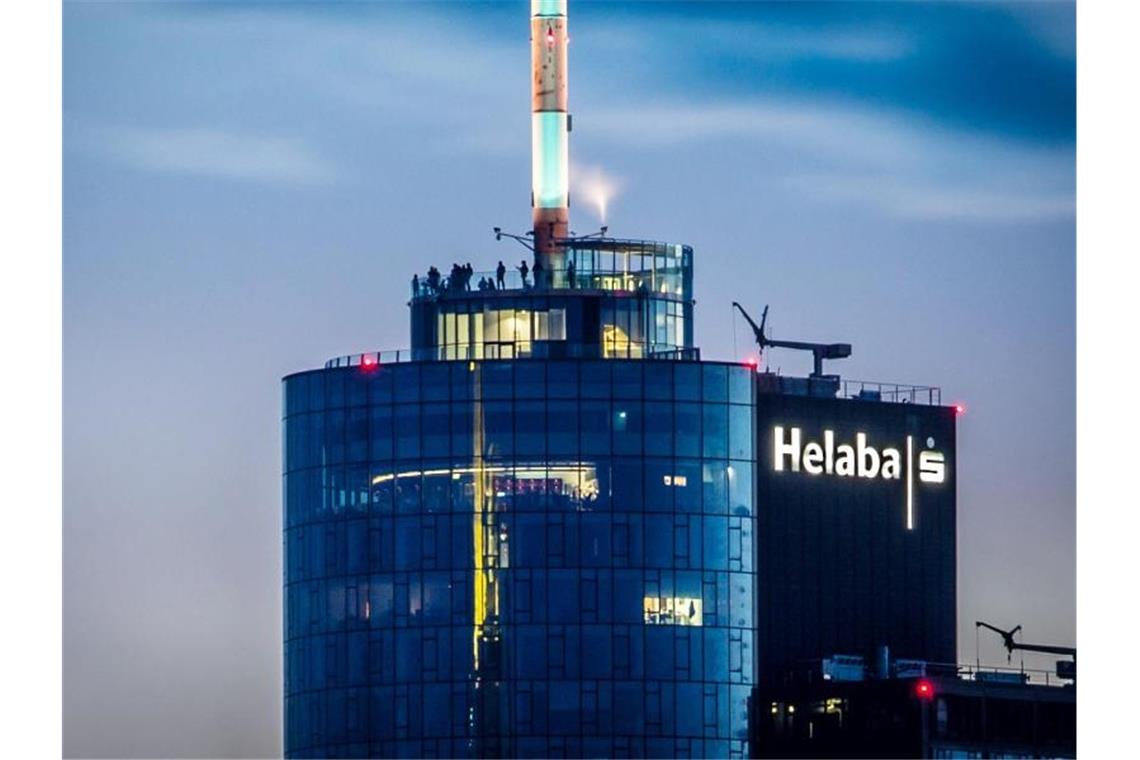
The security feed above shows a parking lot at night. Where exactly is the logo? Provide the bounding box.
[772,426,946,530]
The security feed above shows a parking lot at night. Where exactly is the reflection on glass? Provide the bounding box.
[643,595,703,626]
[371,463,600,510]
[283,359,754,758]
[603,323,644,359]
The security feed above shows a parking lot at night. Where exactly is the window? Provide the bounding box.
[437,306,566,360]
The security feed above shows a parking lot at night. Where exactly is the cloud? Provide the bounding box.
[658,18,915,63]
[85,125,339,185]
[785,172,1074,223]
[582,96,1073,224]
[582,98,934,167]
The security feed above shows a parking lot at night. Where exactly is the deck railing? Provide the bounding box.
[325,345,701,369]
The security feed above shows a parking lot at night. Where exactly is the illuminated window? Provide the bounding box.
[604,324,643,358]
[643,596,703,626]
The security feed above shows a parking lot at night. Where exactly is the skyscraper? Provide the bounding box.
[281,2,956,757]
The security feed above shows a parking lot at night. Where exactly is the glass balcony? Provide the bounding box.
[410,239,692,301]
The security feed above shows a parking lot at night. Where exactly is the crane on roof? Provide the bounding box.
[976,621,1076,660]
[732,302,852,379]
[976,620,1076,681]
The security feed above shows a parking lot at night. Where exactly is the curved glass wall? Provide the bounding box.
[283,359,755,758]
[410,240,692,300]
[418,295,691,361]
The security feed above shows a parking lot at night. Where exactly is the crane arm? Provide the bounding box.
[1011,642,1077,658]
[732,302,768,349]
[976,621,1075,660]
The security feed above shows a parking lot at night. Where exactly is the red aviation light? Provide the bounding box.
[360,354,379,372]
[954,403,966,416]
[914,679,935,700]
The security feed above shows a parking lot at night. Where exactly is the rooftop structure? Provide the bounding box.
[750,654,1075,759]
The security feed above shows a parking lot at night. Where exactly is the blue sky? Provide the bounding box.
[64,2,1074,756]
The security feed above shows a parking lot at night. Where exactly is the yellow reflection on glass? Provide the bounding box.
[603,324,644,358]
[643,596,703,626]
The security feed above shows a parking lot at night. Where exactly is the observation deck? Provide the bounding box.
[410,238,690,302]
[407,238,695,361]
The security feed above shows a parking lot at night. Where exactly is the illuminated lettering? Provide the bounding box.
[857,433,881,478]
[803,442,825,474]
[836,445,855,476]
[772,426,947,532]
[881,449,902,479]
[773,425,801,472]
[918,451,945,483]
[772,427,917,484]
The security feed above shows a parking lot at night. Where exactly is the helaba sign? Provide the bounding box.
[771,426,946,530]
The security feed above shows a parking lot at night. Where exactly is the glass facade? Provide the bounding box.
[283,359,756,758]
[408,239,695,363]
[421,297,690,362]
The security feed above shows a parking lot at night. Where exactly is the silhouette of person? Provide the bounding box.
[496,260,506,289]
[567,259,576,288]
[412,273,420,295]
[533,259,545,289]
[518,260,530,288]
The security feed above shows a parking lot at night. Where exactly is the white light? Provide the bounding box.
[906,435,914,530]
[571,163,624,224]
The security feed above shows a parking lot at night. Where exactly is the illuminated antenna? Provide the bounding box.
[530,0,570,269]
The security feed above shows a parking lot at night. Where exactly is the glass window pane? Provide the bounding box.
[613,363,642,398]
[549,308,566,340]
[483,401,514,458]
[729,405,752,460]
[547,361,577,397]
[368,369,393,405]
[703,365,728,402]
[675,364,701,400]
[515,363,545,399]
[422,364,449,402]
[702,461,729,515]
[728,461,752,516]
[395,406,420,459]
[515,309,532,342]
[481,362,513,399]
[581,362,611,398]
[702,404,728,459]
[612,401,642,456]
[580,401,611,456]
[547,401,577,456]
[728,366,752,405]
[394,365,420,404]
[645,360,673,400]
[675,403,701,458]
[675,459,702,513]
[644,402,674,457]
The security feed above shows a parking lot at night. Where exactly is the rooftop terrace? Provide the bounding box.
[410,238,692,301]
[319,351,943,406]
